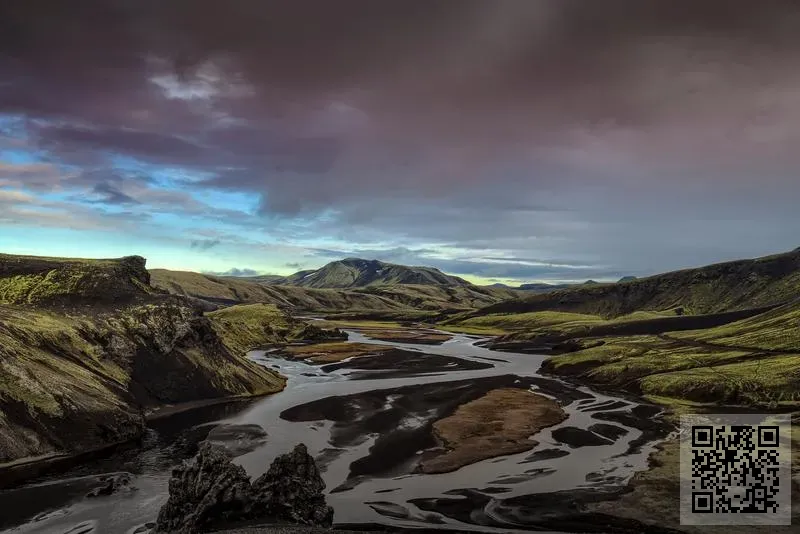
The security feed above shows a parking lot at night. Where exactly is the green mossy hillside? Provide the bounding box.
[207,303,347,355]
[540,301,800,407]
[465,248,800,319]
[0,254,154,306]
[0,301,288,464]
[150,268,518,315]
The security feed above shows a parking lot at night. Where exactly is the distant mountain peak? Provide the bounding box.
[262,257,471,289]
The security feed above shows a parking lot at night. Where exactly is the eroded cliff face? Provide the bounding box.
[0,301,285,465]
[0,254,154,306]
[0,255,287,467]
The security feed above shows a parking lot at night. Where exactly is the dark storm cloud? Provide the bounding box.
[3,1,800,276]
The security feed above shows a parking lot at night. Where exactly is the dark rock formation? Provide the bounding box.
[155,443,332,533]
[250,444,333,527]
[156,443,253,533]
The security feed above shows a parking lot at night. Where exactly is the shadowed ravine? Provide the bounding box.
[0,329,672,533]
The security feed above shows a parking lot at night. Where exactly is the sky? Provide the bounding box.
[1,1,799,285]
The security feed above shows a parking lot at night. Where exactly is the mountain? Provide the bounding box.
[150,268,519,318]
[518,282,573,293]
[462,248,800,319]
[618,276,637,283]
[261,258,472,289]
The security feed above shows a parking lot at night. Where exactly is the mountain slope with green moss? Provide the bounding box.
[464,249,800,319]
[0,254,303,467]
[534,299,800,407]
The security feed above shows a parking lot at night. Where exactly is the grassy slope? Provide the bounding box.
[540,301,800,407]
[671,298,800,351]
[465,249,800,319]
[207,303,347,355]
[440,250,800,407]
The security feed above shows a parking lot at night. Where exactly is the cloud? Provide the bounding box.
[2,1,800,278]
[190,238,221,251]
[90,182,139,205]
[203,267,260,277]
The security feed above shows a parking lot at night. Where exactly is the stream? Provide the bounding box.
[0,330,670,534]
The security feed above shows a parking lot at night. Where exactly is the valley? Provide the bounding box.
[0,250,798,533]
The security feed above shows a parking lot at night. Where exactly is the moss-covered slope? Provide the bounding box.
[538,300,800,407]
[0,254,294,466]
[0,301,287,464]
[466,249,800,319]
[0,254,155,306]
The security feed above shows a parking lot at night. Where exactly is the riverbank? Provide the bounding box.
[0,325,733,533]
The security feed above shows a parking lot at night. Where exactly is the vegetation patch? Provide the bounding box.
[282,342,392,363]
[672,300,800,352]
[358,329,452,344]
[419,388,567,474]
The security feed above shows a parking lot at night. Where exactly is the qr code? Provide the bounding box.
[680,413,792,526]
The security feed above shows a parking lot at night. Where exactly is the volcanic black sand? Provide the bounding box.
[281,374,589,482]
[318,347,492,379]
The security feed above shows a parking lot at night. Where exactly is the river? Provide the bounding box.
[0,330,670,533]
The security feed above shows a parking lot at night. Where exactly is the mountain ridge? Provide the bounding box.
[464,248,800,319]
[253,258,472,289]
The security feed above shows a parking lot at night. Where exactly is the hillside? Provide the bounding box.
[0,254,155,307]
[262,258,471,288]
[0,254,318,467]
[151,268,518,316]
[464,249,800,320]
[538,299,800,406]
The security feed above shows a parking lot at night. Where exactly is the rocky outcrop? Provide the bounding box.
[250,443,333,527]
[155,443,332,533]
[156,443,253,533]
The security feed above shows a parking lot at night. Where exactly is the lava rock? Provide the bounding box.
[155,443,252,533]
[250,443,334,527]
[155,442,333,533]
